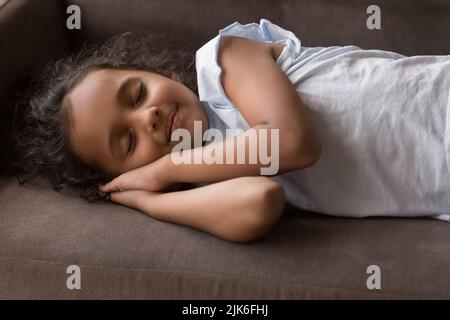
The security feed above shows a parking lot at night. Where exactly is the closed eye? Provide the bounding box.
[127,131,134,155]
[135,82,146,106]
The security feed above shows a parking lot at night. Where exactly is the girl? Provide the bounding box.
[13,19,450,243]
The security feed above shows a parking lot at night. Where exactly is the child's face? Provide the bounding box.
[66,68,208,175]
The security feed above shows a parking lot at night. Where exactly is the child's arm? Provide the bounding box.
[162,36,321,184]
[109,176,285,243]
[99,35,321,193]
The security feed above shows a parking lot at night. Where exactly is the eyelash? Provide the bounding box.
[127,130,134,155]
[135,82,145,107]
[128,82,145,155]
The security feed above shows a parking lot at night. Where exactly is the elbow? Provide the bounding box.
[303,135,322,167]
[303,124,322,167]
[230,178,286,243]
[284,130,322,170]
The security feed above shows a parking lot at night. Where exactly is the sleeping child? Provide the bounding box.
[13,19,450,242]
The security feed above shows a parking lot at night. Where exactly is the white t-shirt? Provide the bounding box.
[195,18,450,221]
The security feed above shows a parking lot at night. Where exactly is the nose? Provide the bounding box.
[143,105,160,133]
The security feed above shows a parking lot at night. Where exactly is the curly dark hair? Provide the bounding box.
[10,31,198,202]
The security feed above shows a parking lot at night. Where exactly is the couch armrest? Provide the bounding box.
[0,0,70,174]
[0,0,70,102]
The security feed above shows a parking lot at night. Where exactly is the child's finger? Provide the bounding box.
[98,180,121,193]
[99,172,144,192]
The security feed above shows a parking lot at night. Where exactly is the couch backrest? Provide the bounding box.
[66,0,450,56]
[0,0,69,105]
[0,0,70,173]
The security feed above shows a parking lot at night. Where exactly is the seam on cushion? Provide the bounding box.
[0,256,447,299]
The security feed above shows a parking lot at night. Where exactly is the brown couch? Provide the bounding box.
[1,0,450,299]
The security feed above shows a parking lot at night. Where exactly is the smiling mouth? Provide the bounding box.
[166,105,179,143]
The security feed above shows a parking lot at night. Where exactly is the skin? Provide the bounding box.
[66,39,318,242]
[101,37,321,191]
[66,68,209,175]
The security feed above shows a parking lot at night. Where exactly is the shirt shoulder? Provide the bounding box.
[195,19,302,109]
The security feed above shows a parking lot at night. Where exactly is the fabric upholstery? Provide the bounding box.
[1,0,450,299]
[2,176,450,299]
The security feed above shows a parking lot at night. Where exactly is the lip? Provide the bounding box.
[166,105,179,143]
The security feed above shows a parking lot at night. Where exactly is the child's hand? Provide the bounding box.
[108,190,159,215]
[98,156,174,193]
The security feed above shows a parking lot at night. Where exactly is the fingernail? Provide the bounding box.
[97,184,104,191]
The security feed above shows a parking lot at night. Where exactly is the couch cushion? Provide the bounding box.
[1,176,450,299]
[66,0,450,56]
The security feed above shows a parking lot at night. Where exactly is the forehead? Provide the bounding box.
[71,68,123,101]
[67,68,126,167]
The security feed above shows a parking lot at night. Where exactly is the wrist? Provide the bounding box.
[161,152,178,183]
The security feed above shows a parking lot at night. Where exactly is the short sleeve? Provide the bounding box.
[195,18,302,109]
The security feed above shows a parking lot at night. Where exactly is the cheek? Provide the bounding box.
[136,142,170,166]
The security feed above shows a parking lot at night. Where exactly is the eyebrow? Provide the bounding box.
[107,76,139,159]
